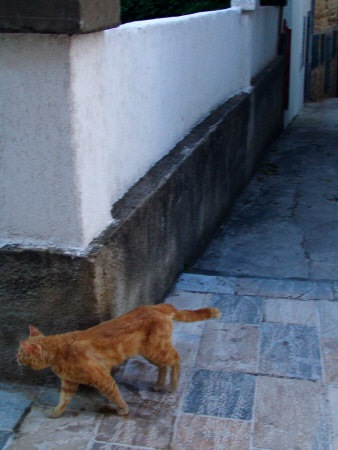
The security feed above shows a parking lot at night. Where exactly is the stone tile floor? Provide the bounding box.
[1,276,337,449]
[1,101,337,448]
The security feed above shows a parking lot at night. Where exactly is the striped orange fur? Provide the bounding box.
[17,304,220,417]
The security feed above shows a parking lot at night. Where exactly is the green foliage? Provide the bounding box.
[121,0,230,23]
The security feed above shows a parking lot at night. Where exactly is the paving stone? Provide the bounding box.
[264,298,317,326]
[0,391,32,431]
[176,273,236,294]
[182,369,255,420]
[321,338,338,384]
[92,443,152,450]
[208,294,263,325]
[194,219,310,279]
[165,291,212,336]
[236,277,334,300]
[36,386,108,413]
[0,431,12,450]
[0,382,42,397]
[96,400,174,449]
[310,260,338,281]
[317,301,338,339]
[259,322,322,380]
[253,376,330,450]
[116,365,191,417]
[171,413,251,450]
[333,282,338,301]
[328,386,338,450]
[6,406,98,449]
[120,357,159,385]
[165,290,213,309]
[195,325,259,373]
[172,333,200,367]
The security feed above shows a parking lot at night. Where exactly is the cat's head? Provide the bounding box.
[17,325,49,370]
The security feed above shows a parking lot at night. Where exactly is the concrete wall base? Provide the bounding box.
[0,56,284,384]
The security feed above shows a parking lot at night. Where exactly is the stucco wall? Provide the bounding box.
[0,35,84,250]
[283,0,313,126]
[0,56,285,384]
[249,7,279,78]
[0,7,279,251]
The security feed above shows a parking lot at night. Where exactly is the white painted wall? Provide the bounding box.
[249,6,279,78]
[0,35,83,250]
[283,0,312,125]
[0,7,279,252]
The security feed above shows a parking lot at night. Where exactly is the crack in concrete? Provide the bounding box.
[289,184,313,278]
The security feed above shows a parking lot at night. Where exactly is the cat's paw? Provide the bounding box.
[117,405,129,416]
[153,383,165,392]
[47,407,62,418]
[167,384,178,393]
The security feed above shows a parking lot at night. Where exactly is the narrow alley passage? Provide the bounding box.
[2,100,337,449]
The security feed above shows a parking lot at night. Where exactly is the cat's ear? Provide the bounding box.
[29,325,44,337]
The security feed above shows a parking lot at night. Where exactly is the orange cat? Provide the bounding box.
[17,303,220,417]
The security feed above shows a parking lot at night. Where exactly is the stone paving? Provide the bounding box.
[1,100,337,449]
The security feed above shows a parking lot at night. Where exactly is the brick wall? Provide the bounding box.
[314,0,337,31]
[311,0,337,100]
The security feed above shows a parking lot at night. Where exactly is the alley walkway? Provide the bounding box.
[1,99,337,449]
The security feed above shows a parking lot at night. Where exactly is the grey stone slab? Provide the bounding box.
[36,387,107,413]
[328,386,338,450]
[195,325,259,373]
[172,413,251,450]
[0,391,31,430]
[116,363,192,412]
[321,338,338,384]
[264,298,317,326]
[236,277,334,300]
[259,323,322,380]
[0,383,42,396]
[194,219,310,279]
[310,259,338,281]
[0,431,12,450]
[6,406,98,450]
[253,376,330,450]
[317,301,338,339]
[175,273,236,294]
[120,356,158,385]
[334,282,338,301]
[208,294,263,325]
[165,290,213,309]
[182,369,255,420]
[172,333,201,368]
[92,444,149,450]
[96,399,175,449]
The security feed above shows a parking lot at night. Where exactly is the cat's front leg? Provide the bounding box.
[92,372,129,416]
[47,379,78,418]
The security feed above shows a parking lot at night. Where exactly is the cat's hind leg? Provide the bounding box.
[153,366,167,391]
[48,379,78,418]
[142,345,180,393]
[169,358,180,393]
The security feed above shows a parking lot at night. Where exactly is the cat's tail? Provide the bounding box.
[157,304,221,322]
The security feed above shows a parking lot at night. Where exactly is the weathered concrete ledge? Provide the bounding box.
[0,0,120,34]
[0,56,284,384]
